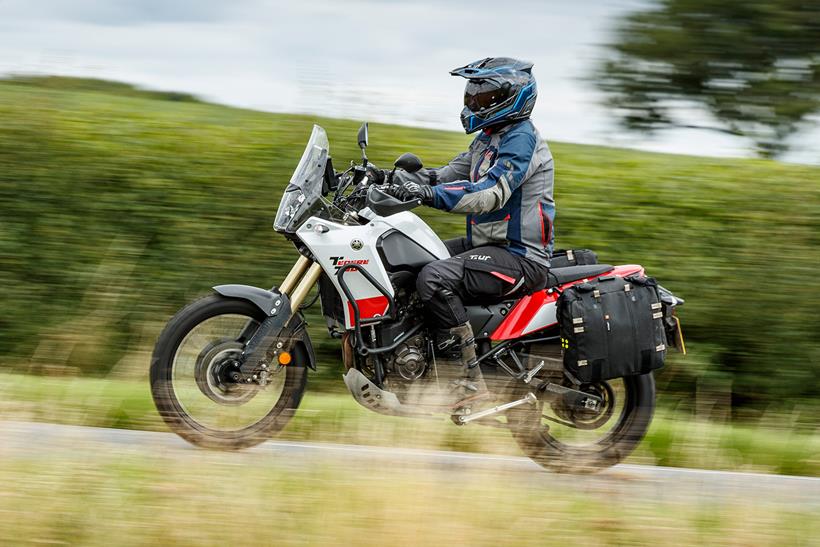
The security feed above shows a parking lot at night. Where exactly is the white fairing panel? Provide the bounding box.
[522,301,558,335]
[297,211,447,328]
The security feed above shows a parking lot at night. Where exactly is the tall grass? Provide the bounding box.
[1,429,816,546]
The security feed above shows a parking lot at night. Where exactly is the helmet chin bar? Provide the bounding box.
[459,82,537,134]
[452,57,538,134]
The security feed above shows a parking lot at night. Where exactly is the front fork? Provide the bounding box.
[283,256,324,312]
[239,256,323,376]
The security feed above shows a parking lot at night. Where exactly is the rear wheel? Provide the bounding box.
[150,294,308,450]
[506,349,655,473]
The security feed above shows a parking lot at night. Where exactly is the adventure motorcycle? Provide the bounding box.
[150,123,684,472]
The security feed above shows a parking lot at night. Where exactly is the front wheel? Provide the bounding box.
[507,373,656,473]
[150,294,308,450]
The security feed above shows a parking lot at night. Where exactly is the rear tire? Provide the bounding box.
[150,294,308,450]
[507,373,655,473]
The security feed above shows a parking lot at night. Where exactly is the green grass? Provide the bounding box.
[2,373,818,477]
[2,444,816,546]
[0,75,819,414]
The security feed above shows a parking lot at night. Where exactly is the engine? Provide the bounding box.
[357,304,436,399]
[329,268,436,399]
[388,334,428,381]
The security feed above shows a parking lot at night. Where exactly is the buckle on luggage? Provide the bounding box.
[572,317,584,325]
[652,312,663,319]
[593,289,600,298]
[651,302,662,310]
[577,359,588,367]
[655,344,666,352]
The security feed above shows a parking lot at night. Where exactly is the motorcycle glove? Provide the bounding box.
[394,168,439,187]
[395,180,434,204]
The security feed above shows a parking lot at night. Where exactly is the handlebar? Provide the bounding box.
[365,186,422,216]
[331,163,422,221]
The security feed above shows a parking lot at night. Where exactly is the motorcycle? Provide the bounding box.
[150,123,684,472]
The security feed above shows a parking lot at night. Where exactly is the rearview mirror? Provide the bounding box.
[394,152,423,173]
[357,122,369,149]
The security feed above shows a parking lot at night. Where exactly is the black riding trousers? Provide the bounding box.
[416,238,548,329]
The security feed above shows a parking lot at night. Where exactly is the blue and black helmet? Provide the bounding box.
[450,57,537,134]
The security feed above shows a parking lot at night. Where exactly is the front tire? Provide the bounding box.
[507,373,656,473]
[150,294,308,450]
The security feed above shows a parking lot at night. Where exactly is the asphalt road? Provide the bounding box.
[2,420,818,506]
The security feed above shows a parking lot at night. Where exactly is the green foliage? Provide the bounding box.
[0,78,818,415]
[596,0,820,157]
[1,74,202,103]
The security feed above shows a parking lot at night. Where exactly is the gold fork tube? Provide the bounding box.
[279,255,310,296]
[289,263,323,313]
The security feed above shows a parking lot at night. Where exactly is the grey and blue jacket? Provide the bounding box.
[409,119,555,266]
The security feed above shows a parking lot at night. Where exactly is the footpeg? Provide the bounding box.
[455,392,537,425]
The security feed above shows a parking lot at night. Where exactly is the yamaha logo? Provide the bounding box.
[350,239,363,250]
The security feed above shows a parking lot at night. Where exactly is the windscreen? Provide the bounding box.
[273,125,329,233]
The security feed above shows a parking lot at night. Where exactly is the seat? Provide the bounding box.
[547,264,614,287]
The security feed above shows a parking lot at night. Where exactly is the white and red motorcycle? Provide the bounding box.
[150,124,684,472]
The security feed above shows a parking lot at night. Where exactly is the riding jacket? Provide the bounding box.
[406,119,555,266]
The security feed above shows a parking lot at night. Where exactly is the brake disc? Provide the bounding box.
[194,339,258,406]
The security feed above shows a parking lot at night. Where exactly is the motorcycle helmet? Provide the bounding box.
[450,57,537,134]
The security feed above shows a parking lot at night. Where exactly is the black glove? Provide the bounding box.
[394,179,434,204]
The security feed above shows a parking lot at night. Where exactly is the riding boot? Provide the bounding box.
[434,323,487,403]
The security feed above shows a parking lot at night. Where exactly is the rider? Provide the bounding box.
[387,57,555,400]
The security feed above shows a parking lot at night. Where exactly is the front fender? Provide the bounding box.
[213,284,316,371]
[213,284,283,316]
[291,324,317,371]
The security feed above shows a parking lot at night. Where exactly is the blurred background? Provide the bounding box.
[1,0,818,545]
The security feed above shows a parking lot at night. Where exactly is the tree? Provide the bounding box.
[596,0,820,158]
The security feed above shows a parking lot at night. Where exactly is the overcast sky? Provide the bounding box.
[1,0,817,163]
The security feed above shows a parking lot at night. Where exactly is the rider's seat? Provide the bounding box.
[547,264,614,287]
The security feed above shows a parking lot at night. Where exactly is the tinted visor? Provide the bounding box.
[464,80,510,113]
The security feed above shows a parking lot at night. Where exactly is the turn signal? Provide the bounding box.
[278,351,292,365]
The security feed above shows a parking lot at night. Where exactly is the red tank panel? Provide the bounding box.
[347,295,390,324]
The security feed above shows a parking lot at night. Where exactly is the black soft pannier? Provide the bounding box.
[549,248,598,268]
[557,275,666,383]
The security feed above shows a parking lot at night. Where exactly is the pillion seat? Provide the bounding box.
[547,264,614,287]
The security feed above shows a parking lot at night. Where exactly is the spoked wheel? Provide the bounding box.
[507,373,655,473]
[150,294,307,450]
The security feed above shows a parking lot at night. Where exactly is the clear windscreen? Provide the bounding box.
[273,125,329,233]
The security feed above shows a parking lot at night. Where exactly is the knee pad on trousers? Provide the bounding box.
[415,262,439,301]
[431,289,468,328]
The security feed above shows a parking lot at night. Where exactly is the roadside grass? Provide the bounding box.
[1,372,818,477]
[0,439,816,546]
